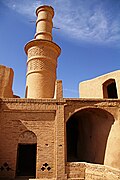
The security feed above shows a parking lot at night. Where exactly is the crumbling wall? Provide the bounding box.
[0,65,14,98]
[66,162,120,180]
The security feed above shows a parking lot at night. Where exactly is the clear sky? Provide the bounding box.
[0,0,120,98]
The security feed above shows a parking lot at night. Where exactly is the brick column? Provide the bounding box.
[55,103,67,179]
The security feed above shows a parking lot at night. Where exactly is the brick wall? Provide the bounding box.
[0,98,120,179]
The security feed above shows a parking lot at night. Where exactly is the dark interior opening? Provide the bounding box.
[107,82,118,98]
[103,79,118,99]
[25,86,28,98]
[16,144,36,177]
[67,108,114,164]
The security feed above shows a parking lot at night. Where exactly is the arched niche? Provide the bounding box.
[103,79,118,98]
[66,108,114,164]
[18,130,37,144]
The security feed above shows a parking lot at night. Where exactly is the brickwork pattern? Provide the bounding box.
[0,98,120,179]
[25,40,61,98]
[66,162,120,180]
[24,5,61,99]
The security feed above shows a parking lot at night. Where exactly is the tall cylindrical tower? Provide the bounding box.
[25,5,61,98]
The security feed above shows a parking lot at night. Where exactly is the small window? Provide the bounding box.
[103,79,118,98]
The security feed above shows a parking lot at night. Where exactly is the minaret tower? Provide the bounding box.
[25,5,61,98]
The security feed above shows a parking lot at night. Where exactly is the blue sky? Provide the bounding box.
[0,0,120,98]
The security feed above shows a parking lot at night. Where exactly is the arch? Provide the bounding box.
[103,79,118,98]
[66,108,114,164]
[18,130,37,144]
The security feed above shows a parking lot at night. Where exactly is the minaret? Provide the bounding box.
[24,5,61,98]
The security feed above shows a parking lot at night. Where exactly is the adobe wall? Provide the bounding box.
[65,99,120,170]
[79,70,120,98]
[0,65,14,98]
[0,98,120,179]
[66,162,120,179]
[0,98,66,179]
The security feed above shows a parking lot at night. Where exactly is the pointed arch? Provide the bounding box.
[18,130,37,144]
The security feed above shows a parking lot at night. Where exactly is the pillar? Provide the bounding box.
[24,5,61,98]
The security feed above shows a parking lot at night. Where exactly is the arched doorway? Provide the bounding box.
[66,108,114,164]
[16,131,37,178]
[103,79,118,98]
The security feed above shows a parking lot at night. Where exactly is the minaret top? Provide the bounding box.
[36,5,54,17]
[34,5,54,41]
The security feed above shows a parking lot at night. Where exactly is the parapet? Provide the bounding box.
[54,80,63,99]
[0,65,14,98]
[79,70,120,99]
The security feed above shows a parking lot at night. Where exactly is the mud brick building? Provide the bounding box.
[0,5,120,180]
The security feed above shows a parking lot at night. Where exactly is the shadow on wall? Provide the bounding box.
[66,108,115,164]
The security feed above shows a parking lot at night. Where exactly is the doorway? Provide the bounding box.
[103,79,118,98]
[107,82,118,98]
[16,144,37,177]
